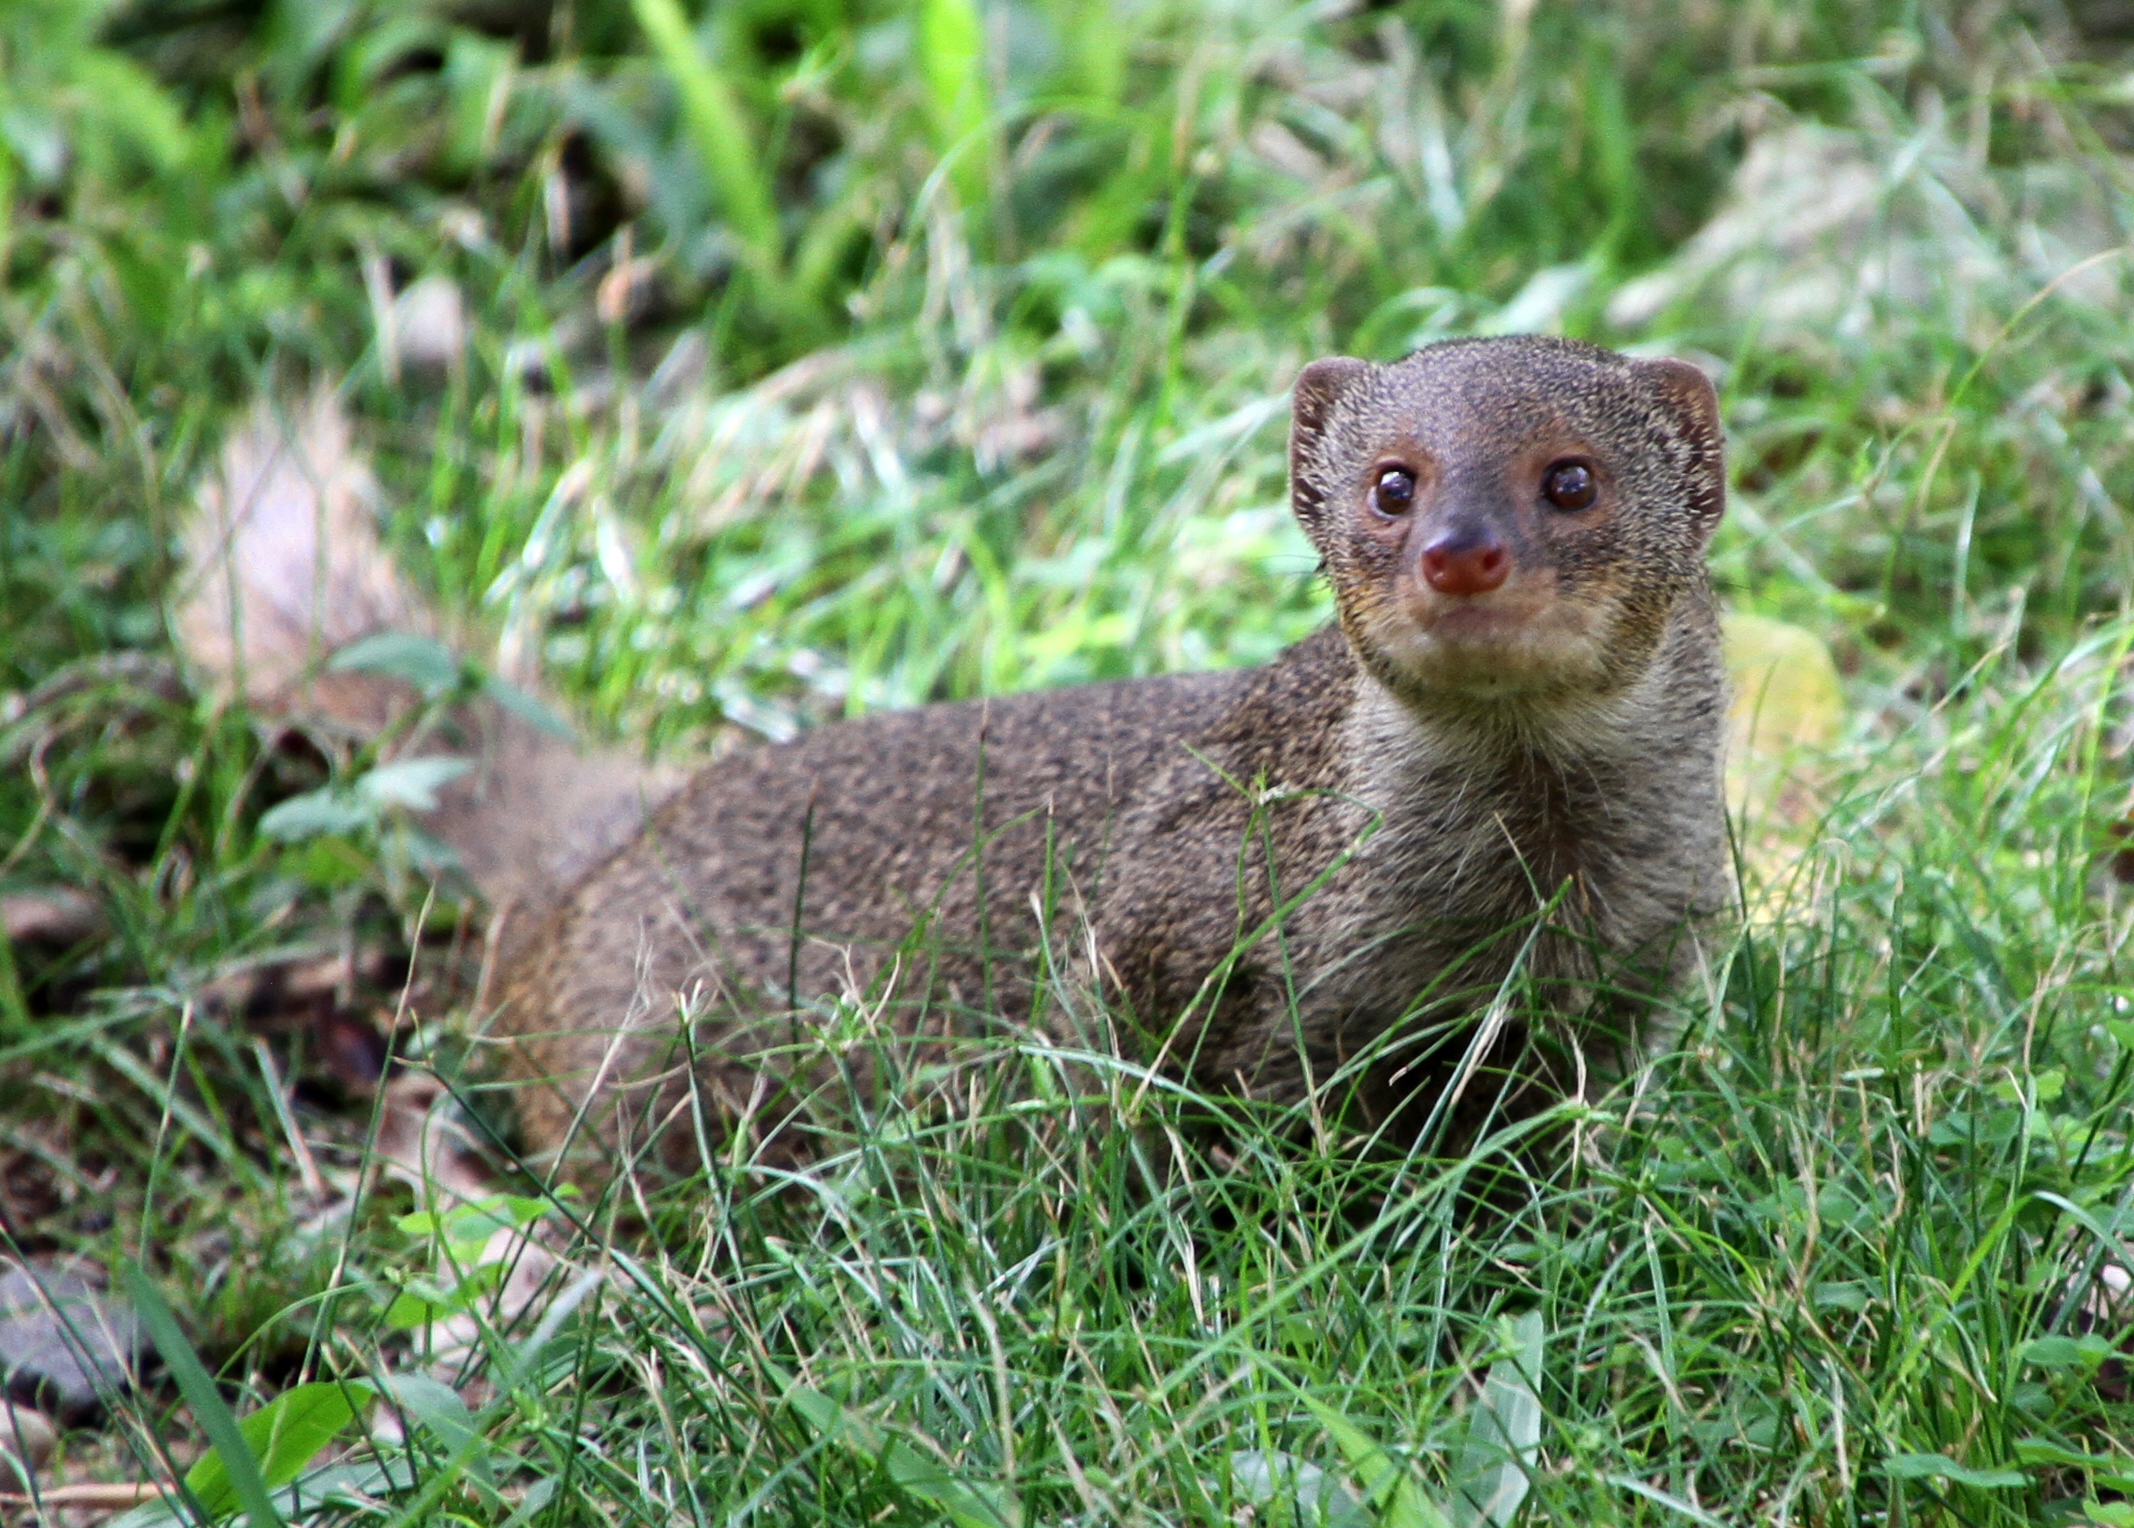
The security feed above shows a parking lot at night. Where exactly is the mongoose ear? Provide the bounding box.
[1289,357,1371,545]
[1635,357,1726,543]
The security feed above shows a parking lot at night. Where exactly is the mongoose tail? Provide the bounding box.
[173,390,683,918]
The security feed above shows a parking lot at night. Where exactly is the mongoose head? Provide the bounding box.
[1289,336,1723,712]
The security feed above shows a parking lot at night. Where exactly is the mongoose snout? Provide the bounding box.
[179,333,1733,1182]
[1416,519,1510,597]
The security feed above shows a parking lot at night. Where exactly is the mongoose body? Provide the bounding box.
[177,335,1732,1180]
[490,336,1733,1173]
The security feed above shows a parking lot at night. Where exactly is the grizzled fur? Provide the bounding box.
[495,335,1732,1175]
[176,337,1731,1181]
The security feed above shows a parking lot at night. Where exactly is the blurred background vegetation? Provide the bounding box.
[12,0,2134,887]
[12,0,2131,727]
[11,2,2134,1522]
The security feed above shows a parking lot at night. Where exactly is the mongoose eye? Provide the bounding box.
[1372,466,1417,515]
[1541,461,1597,511]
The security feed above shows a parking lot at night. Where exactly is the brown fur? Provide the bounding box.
[177,337,1733,1182]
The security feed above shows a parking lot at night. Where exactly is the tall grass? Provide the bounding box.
[6,0,2134,1523]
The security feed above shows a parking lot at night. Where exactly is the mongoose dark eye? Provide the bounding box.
[1372,466,1417,515]
[1541,460,1597,511]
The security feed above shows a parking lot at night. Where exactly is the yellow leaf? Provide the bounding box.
[1722,613,1844,894]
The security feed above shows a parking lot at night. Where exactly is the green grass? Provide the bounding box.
[8,0,2134,1523]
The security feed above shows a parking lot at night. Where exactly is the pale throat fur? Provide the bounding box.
[1226,338,1731,1078]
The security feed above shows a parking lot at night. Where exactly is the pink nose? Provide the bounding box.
[1419,534,1509,596]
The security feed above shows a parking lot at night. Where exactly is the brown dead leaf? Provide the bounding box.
[370,1074,495,1207]
[0,1480,169,1509]
[195,951,397,1095]
[1,889,101,946]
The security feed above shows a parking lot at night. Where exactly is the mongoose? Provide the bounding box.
[177,336,1732,1180]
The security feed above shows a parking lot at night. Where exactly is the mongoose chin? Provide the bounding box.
[179,334,1733,1183]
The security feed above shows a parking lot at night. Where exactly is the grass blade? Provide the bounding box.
[919,0,991,213]
[119,1260,281,1528]
[630,0,781,281]
[1302,1399,1450,1528]
[790,1384,1022,1528]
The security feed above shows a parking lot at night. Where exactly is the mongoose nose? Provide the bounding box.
[1418,531,1510,596]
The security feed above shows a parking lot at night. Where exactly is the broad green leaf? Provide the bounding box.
[1228,1449,1369,1528]
[258,757,466,843]
[66,50,192,171]
[1604,1475,1732,1525]
[792,1385,858,1440]
[401,1193,553,1266]
[382,1289,442,1330]
[1450,1310,1545,1528]
[885,1438,1022,1528]
[294,834,371,887]
[330,632,463,696]
[384,1372,494,1490]
[1046,0,1125,103]
[186,1383,372,1514]
[1883,1452,2027,1489]
[442,32,514,173]
[0,91,12,264]
[381,1263,502,1328]
[484,675,574,739]
[2014,1435,2134,1489]
[499,1476,559,1528]
[107,1458,418,1528]
[356,756,470,812]
[1991,1066,2065,1104]
[258,787,374,842]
